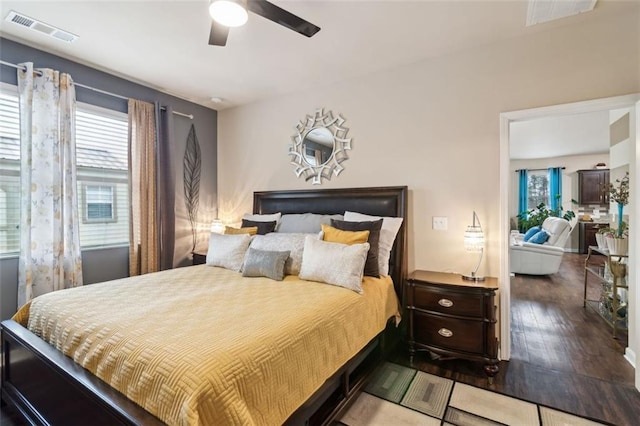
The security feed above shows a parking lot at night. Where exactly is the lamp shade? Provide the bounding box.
[209,0,248,27]
[464,226,485,252]
[210,219,225,234]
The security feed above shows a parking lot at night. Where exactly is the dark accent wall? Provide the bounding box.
[0,38,218,320]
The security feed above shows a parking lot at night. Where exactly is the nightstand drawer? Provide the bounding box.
[413,312,484,354]
[412,285,484,317]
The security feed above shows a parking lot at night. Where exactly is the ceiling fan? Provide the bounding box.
[208,0,321,46]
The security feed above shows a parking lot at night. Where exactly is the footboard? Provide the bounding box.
[2,317,400,426]
[1,319,163,425]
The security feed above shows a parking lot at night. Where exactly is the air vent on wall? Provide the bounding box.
[5,10,78,43]
[526,0,597,26]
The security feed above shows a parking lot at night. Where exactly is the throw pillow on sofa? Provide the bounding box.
[523,226,541,242]
[529,230,549,244]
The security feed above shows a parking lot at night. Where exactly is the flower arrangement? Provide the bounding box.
[603,172,629,239]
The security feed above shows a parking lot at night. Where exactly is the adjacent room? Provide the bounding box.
[0,1,639,425]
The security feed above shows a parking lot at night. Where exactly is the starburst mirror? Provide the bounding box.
[289,108,352,185]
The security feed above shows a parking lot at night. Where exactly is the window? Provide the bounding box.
[0,85,129,254]
[0,90,20,255]
[83,184,116,222]
[527,170,549,210]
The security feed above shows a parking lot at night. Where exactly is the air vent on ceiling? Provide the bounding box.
[5,10,78,43]
[526,0,597,26]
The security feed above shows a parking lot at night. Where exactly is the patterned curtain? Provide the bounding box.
[518,169,528,216]
[128,99,159,276]
[17,62,83,307]
[549,167,562,213]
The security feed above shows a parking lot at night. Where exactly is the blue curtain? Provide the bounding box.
[549,167,562,214]
[518,169,528,216]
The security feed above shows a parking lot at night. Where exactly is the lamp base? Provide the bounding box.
[462,273,485,282]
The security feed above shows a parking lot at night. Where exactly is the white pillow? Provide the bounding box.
[206,233,253,271]
[344,211,403,276]
[243,212,282,224]
[299,236,369,294]
[249,233,315,275]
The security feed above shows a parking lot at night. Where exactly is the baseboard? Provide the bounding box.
[624,347,636,369]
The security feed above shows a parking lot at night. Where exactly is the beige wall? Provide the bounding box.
[218,6,639,279]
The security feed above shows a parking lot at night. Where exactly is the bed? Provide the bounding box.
[1,186,408,425]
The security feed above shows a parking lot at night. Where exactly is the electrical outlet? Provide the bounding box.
[433,216,448,231]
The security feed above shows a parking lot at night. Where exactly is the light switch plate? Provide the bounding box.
[433,216,448,231]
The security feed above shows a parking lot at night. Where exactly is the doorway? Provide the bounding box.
[498,94,640,390]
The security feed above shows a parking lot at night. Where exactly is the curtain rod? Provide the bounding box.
[515,167,566,172]
[1,60,193,119]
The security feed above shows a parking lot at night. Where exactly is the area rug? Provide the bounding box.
[339,362,607,426]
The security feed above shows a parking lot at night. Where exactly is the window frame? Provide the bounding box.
[81,183,117,224]
[526,169,551,210]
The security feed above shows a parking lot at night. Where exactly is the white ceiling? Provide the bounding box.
[0,0,615,111]
[510,110,611,160]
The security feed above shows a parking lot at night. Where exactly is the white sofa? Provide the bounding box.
[510,217,572,275]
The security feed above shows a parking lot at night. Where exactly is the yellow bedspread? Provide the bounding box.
[15,265,400,425]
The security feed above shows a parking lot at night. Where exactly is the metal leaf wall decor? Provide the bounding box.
[183,124,201,252]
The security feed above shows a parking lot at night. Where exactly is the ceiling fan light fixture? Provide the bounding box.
[209,0,248,28]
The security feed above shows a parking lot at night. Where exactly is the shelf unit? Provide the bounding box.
[583,246,629,338]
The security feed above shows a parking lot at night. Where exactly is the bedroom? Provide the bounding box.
[0,0,639,425]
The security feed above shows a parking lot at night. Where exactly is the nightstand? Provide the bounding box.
[406,270,499,380]
[192,251,207,265]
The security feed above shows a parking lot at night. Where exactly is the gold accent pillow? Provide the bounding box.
[321,224,369,245]
[225,226,258,235]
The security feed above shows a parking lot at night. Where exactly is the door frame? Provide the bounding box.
[499,94,640,381]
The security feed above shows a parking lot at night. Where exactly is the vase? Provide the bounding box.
[617,203,624,234]
[606,237,628,256]
[595,233,607,250]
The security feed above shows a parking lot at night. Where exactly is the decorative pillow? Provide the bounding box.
[206,233,253,271]
[343,211,403,276]
[331,218,383,278]
[241,219,277,235]
[299,236,369,294]
[243,212,282,224]
[523,226,541,242]
[321,224,370,245]
[242,248,290,281]
[224,226,258,235]
[277,213,344,233]
[249,233,314,275]
[528,230,549,244]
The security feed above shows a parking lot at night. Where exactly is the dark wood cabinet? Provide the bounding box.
[406,270,499,381]
[579,222,607,254]
[192,252,207,265]
[578,169,609,205]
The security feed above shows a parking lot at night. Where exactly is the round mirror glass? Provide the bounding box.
[302,127,335,166]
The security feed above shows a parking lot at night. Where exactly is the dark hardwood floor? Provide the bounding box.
[390,252,639,426]
[3,253,638,425]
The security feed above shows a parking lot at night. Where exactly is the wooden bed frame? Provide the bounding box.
[1,185,408,425]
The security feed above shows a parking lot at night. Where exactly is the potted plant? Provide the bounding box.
[517,197,576,233]
[603,172,630,255]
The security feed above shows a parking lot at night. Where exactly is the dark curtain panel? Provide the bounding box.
[155,103,176,270]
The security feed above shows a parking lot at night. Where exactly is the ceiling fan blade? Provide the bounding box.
[209,21,229,46]
[247,0,320,38]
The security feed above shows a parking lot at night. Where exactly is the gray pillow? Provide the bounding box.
[277,213,344,233]
[242,248,290,281]
[249,233,314,275]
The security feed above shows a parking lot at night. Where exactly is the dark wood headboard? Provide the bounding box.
[253,186,408,299]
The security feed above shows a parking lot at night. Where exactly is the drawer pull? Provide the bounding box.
[438,328,453,338]
[438,298,454,308]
